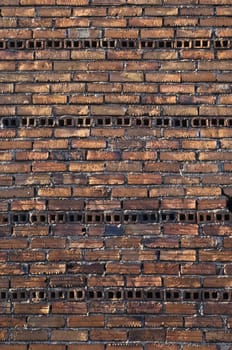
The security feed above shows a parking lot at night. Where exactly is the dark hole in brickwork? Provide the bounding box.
[97,291,103,298]
[222,189,232,212]
[1,291,7,299]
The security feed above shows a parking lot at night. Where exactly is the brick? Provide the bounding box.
[18,129,52,138]
[52,302,87,314]
[34,140,68,149]
[18,106,52,116]
[38,188,71,197]
[185,317,222,328]
[32,161,67,172]
[204,303,232,315]
[53,105,88,116]
[68,315,104,327]
[206,331,232,342]
[73,186,109,198]
[110,72,143,82]
[69,237,104,249]
[165,304,197,315]
[109,7,142,16]
[144,51,178,60]
[205,276,232,289]
[144,162,180,173]
[150,187,185,197]
[112,187,147,198]
[90,329,127,341]
[199,152,232,162]
[186,187,221,196]
[14,303,50,315]
[0,345,26,350]
[145,317,183,328]
[163,105,198,116]
[51,330,88,341]
[105,29,139,39]
[143,95,176,104]
[183,163,218,173]
[127,302,162,314]
[91,105,126,116]
[71,51,105,60]
[122,151,156,160]
[30,263,66,275]
[129,329,165,341]
[108,50,142,60]
[199,251,232,262]
[106,316,143,328]
[144,262,179,274]
[126,276,161,287]
[182,237,217,248]
[197,198,226,209]
[160,250,196,261]
[27,316,65,328]
[29,347,65,350]
[11,199,45,211]
[88,83,122,93]
[57,0,88,3]
[167,330,202,342]
[161,198,196,209]
[69,162,105,172]
[18,61,52,71]
[141,29,174,38]
[165,17,198,26]
[89,174,125,185]
[13,226,48,237]
[106,262,140,274]
[88,276,124,287]
[70,346,104,350]
[30,237,66,249]
[87,151,120,161]
[181,50,214,60]
[182,140,217,149]
[127,173,161,185]
[0,331,9,341]
[160,152,195,161]
[12,329,48,341]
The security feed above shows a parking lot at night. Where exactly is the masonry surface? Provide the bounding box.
[0,0,232,349]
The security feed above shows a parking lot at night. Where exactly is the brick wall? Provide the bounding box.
[1,0,232,348]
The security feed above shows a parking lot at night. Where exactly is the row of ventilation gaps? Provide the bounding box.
[0,38,231,50]
[0,211,232,225]
[1,288,232,302]
[2,117,232,129]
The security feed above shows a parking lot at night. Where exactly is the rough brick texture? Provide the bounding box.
[1,0,232,348]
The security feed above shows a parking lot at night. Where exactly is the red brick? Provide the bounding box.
[112,187,147,198]
[52,302,87,314]
[29,346,65,350]
[69,346,104,350]
[165,304,197,315]
[167,330,202,342]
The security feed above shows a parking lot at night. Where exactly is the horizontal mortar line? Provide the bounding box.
[0,38,232,50]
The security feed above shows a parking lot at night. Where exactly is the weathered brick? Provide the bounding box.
[165,304,197,315]
[167,330,202,342]
[1,1,232,347]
